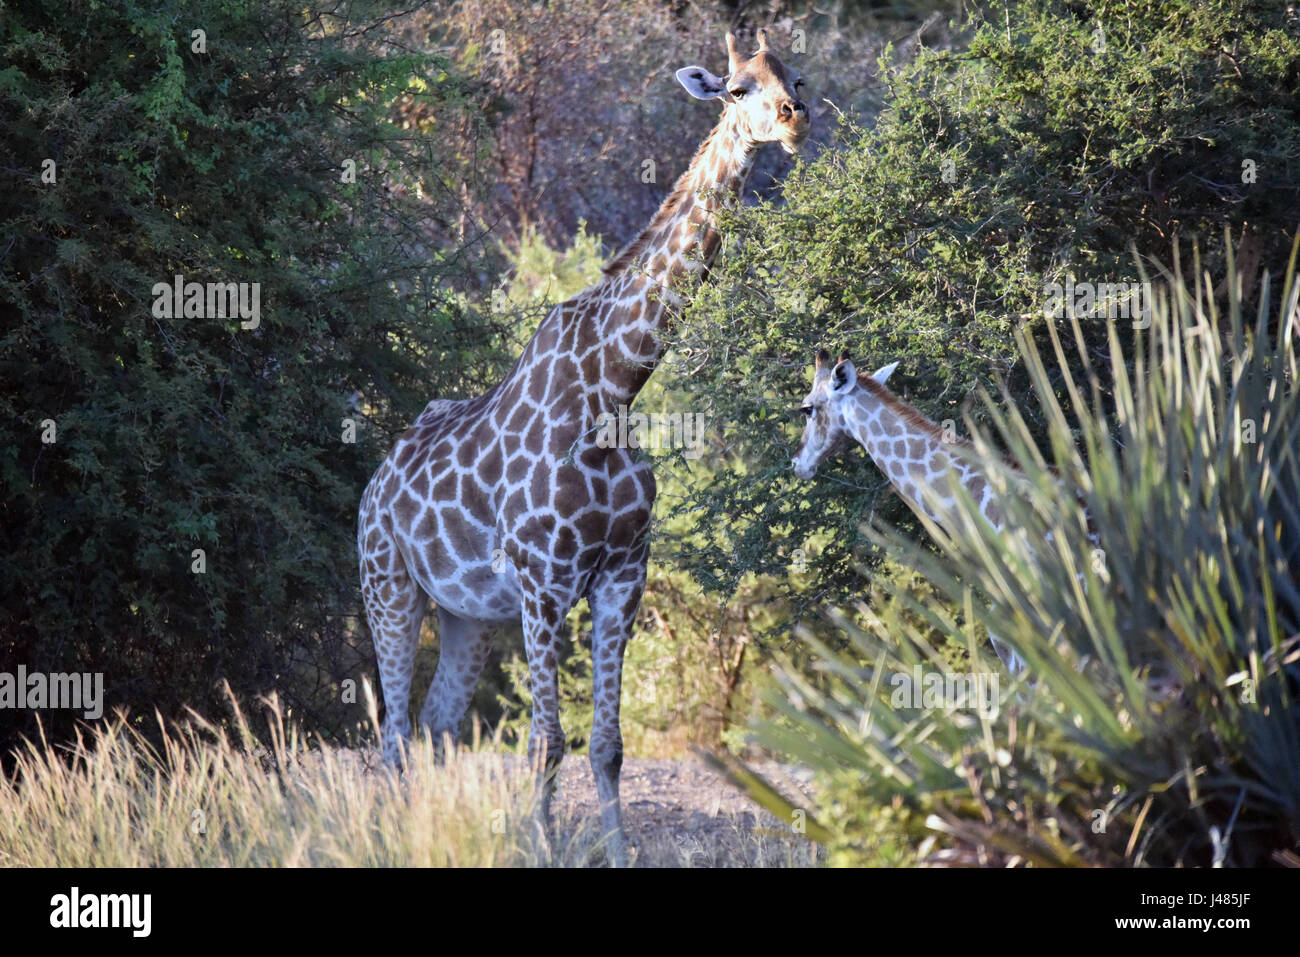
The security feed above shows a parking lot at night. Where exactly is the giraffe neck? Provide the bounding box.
[841,383,1004,532]
[487,109,760,427]
[604,107,757,286]
[577,108,758,406]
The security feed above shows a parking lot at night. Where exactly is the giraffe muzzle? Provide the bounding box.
[779,108,811,153]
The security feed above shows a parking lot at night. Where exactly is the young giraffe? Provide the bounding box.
[791,349,1029,673]
[358,29,808,865]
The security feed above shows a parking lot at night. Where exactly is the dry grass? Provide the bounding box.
[0,689,817,868]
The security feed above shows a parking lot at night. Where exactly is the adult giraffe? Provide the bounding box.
[792,349,1033,673]
[358,29,808,865]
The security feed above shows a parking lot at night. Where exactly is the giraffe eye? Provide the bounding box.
[730,88,747,99]
[800,406,813,418]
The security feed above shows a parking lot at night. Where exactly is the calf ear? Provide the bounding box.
[870,361,899,385]
[832,358,857,392]
[676,67,727,100]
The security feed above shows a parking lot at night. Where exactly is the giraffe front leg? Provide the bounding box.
[519,586,569,853]
[586,560,646,868]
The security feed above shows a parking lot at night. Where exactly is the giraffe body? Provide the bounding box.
[358,30,808,865]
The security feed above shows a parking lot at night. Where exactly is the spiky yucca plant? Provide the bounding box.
[716,240,1300,867]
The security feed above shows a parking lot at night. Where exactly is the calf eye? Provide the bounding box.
[799,406,813,418]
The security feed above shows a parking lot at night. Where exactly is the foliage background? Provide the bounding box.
[0,0,507,756]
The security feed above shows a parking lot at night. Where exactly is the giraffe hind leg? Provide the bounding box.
[360,533,428,768]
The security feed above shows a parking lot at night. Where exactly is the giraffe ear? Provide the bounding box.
[870,361,899,385]
[831,358,857,393]
[676,67,727,100]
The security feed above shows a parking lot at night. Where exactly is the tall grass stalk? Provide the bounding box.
[0,686,567,867]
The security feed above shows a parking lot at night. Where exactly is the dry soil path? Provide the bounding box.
[551,756,819,866]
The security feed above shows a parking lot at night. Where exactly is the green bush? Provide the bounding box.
[0,0,505,757]
[727,241,1300,866]
[666,0,1300,624]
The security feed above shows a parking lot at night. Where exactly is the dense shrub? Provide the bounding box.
[0,0,505,756]
[666,0,1300,624]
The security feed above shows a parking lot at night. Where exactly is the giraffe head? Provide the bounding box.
[792,348,898,479]
[675,29,809,154]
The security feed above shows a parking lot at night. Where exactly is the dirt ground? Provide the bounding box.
[549,756,821,867]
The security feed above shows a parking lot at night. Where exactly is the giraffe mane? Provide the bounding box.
[857,371,1030,475]
[857,373,951,444]
[414,397,466,423]
[601,122,725,277]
